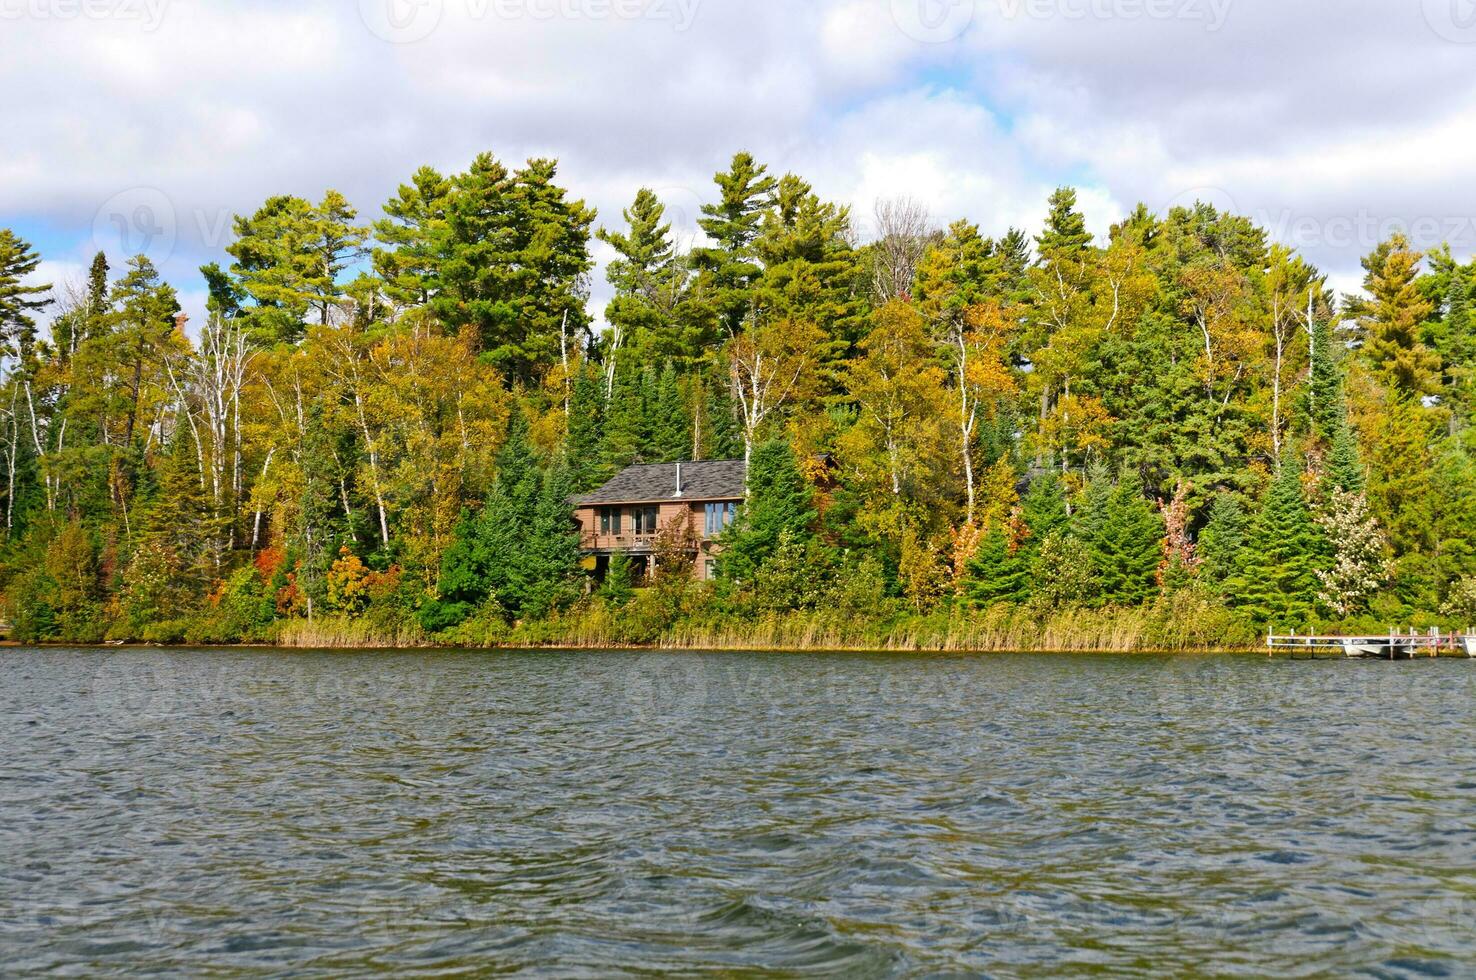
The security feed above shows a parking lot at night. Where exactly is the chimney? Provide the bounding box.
[674,461,684,497]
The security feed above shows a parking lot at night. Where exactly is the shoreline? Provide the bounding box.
[12,639,1461,657]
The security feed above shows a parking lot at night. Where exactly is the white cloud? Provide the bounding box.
[4,0,1475,327]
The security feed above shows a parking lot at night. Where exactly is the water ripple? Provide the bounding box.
[2,649,1475,976]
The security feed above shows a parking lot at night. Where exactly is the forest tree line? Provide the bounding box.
[1,149,1474,646]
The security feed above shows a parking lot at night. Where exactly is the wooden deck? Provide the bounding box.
[1267,630,1476,659]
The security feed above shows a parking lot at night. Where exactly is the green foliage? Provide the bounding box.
[226,191,368,343]
[1227,454,1325,626]
[1198,493,1248,589]
[1090,472,1164,606]
[966,524,1031,607]
[423,419,581,630]
[2,165,1471,648]
[600,553,635,606]
[718,439,815,582]
[692,152,776,336]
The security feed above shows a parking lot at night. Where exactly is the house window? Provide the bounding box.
[704,502,738,536]
[634,506,660,535]
[705,559,718,581]
[599,507,622,534]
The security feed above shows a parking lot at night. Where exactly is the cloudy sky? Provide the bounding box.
[6,0,1476,325]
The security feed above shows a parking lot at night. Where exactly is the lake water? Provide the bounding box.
[2,648,1475,977]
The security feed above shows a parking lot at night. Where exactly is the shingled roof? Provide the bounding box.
[576,459,746,505]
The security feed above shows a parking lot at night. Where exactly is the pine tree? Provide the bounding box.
[426,153,595,381]
[602,362,646,471]
[1444,265,1475,425]
[703,368,744,460]
[1307,313,1345,442]
[598,188,688,365]
[1353,234,1439,396]
[650,361,690,463]
[1228,454,1325,626]
[719,439,815,582]
[1091,471,1163,605]
[965,521,1031,607]
[600,552,634,606]
[1036,187,1093,261]
[226,191,368,343]
[423,412,544,630]
[692,152,776,335]
[373,164,452,310]
[1198,493,1247,589]
[0,230,52,354]
[1021,470,1069,543]
[521,464,583,619]
[565,364,607,491]
[1325,421,1366,495]
[1075,461,1114,546]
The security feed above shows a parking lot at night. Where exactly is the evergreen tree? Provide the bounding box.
[598,189,690,365]
[226,191,368,343]
[1021,470,1069,543]
[1036,187,1093,260]
[753,173,863,382]
[965,523,1031,606]
[1352,234,1439,396]
[427,154,596,381]
[1198,493,1248,589]
[521,464,583,619]
[1091,471,1164,605]
[1307,312,1345,442]
[602,361,647,470]
[650,361,690,463]
[703,368,744,460]
[692,152,776,335]
[600,552,634,605]
[1325,421,1366,495]
[1075,462,1114,546]
[373,164,452,310]
[423,411,543,630]
[565,364,607,491]
[1228,454,1325,626]
[719,439,815,582]
[1443,264,1475,425]
[0,230,52,353]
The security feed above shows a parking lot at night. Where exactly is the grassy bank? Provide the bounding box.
[266,590,1264,653]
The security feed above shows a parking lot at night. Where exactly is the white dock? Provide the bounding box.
[1267,629,1476,660]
